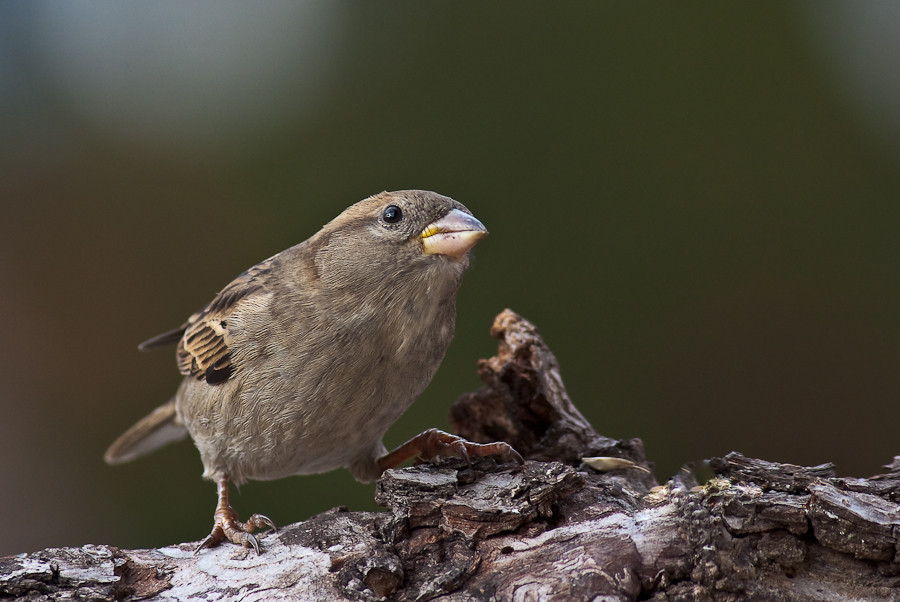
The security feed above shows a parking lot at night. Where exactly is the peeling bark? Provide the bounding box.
[3,309,899,601]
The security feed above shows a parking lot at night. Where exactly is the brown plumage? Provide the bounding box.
[105,190,521,553]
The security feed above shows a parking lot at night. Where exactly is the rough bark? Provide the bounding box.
[3,309,899,601]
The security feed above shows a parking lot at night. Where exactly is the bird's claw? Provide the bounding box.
[425,430,524,466]
[195,507,277,554]
[378,428,524,474]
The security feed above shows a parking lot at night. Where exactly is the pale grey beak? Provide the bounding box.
[420,209,488,260]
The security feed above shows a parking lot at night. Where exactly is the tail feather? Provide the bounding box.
[104,400,188,464]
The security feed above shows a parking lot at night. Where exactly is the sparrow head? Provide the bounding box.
[310,190,487,292]
[357,189,486,261]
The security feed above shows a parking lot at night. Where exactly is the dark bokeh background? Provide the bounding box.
[3,3,900,556]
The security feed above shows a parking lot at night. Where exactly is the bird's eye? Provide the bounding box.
[382,205,403,224]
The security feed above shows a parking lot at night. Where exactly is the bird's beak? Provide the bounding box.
[420,209,488,260]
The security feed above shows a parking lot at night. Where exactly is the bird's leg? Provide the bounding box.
[196,477,277,554]
[377,428,524,472]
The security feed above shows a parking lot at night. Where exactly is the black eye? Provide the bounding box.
[382,205,403,224]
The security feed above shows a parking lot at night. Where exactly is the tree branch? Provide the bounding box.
[3,310,899,601]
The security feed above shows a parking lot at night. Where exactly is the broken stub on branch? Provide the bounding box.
[449,308,655,484]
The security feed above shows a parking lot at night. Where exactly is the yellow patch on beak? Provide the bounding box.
[421,209,488,260]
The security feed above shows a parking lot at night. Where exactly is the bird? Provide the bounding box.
[104,190,522,553]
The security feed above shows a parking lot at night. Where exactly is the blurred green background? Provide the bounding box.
[3,2,900,556]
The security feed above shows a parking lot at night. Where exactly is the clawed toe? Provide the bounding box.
[245,513,277,533]
[228,530,262,555]
[464,440,524,466]
[196,526,225,553]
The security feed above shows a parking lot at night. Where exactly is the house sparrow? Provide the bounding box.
[105,190,522,553]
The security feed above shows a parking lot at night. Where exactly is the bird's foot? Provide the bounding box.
[196,507,276,554]
[378,428,524,472]
[196,477,276,554]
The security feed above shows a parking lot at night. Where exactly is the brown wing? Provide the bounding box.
[139,261,273,386]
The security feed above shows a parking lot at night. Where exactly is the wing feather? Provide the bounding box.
[138,324,188,351]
